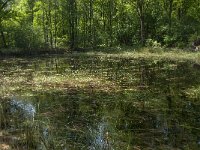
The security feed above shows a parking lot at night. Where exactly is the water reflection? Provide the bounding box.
[10,99,36,121]
[0,56,200,149]
[90,121,111,150]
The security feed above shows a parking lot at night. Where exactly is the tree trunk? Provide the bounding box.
[89,0,93,46]
[137,0,145,46]
[31,2,34,24]
[140,15,145,45]
[54,0,58,48]
[1,31,7,48]
[169,0,173,34]
[48,0,53,48]
[68,0,77,50]
[0,28,7,48]
[42,1,48,46]
[109,0,113,47]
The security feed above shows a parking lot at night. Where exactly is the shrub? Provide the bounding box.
[13,25,43,49]
[146,39,161,48]
[163,35,176,47]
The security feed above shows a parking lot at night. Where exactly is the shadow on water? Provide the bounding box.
[0,55,200,149]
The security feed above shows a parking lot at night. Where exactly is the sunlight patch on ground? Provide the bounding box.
[84,49,200,63]
[0,71,120,98]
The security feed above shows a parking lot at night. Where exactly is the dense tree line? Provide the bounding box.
[0,0,200,50]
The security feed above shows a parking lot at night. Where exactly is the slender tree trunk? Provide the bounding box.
[1,30,7,48]
[169,0,173,34]
[83,15,86,47]
[137,0,145,45]
[61,9,65,35]
[42,1,48,46]
[45,10,49,44]
[109,0,113,47]
[68,0,77,50]
[140,15,145,45]
[31,3,34,24]
[54,10,57,48]
[48,0,53,48]
[101,1,107,46]
[89,0,93,46]
[0,21,7,48]
[82,3,87,48]
[42,4,45,44]
[53,0,58,48]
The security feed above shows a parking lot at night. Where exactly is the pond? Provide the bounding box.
[0,54,200,149]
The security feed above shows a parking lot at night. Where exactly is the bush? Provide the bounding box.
[177,42,187,49]
[189,33,200,45]
[56,35,69,48]
[13,25,43,49]
[163,35,176,47]
[146,39,161,48]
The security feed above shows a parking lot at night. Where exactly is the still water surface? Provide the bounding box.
[0,55,200,149]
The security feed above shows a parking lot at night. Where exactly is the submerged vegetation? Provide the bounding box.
[1,49,200,98]
[0,54,200,149]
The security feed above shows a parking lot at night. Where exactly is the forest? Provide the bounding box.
[1,0,200,52]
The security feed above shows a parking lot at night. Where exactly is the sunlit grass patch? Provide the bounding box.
[184,86,200,100]
[84,48,200,63]
[0,70,120,98]
[0,143,11,150]
[33,72,119,91]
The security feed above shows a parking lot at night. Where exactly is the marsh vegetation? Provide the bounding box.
[0,52,200,149]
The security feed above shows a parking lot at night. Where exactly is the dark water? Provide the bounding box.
[0,55,200,149]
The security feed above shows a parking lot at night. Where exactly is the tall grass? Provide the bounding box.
[83,47,200,63]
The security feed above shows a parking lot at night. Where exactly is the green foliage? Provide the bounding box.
[14,24,43,49]
[1,0,200,51]
[146,39,161,48]
[57,35,69,48]
[163,35,176,47]
[189,33,200,45]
